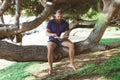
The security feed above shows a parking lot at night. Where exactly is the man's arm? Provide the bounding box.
[62,30,70,38]
[46,28,58,37]
[63,22,70,38]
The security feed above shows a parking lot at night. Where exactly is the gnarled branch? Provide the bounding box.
[0,1,54,40]
[0,0,11,16]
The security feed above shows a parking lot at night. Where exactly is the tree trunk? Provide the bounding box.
[0,41,83,62]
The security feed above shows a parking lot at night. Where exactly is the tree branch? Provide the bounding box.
[0,1,54,40]
[14,0,21,28]
[87,0,118,43]
[16,2,54,34]
[0,0,11,16]
[107,41,120,49]
[39,0,46,7]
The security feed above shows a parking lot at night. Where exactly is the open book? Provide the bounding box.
[55,32,69,39]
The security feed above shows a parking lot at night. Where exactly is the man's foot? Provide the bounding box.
[68,64,77,71]
[33,72,50,78]
[48,70,52,75]
[32,73,41,78]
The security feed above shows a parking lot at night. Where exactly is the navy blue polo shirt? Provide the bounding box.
[47,19,69,41]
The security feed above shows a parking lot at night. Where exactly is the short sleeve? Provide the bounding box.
[65,22,69,31]
[47,20,52,29]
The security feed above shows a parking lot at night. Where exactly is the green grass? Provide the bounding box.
[40,64,97,80]
[100,38,120,45]
[1,38,120,80]
[41,54,120,80]
[97,54,120,80]
[0,62,41,80]
[98,56,120,75]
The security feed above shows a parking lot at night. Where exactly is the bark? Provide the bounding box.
[107,41,120,49]
[0,0,11,16]
[69,18,120,29]
[13,0,22,43]
[0,39,109,62]
[0,41,81,62]
[14,0,21,28]
[0,0,15,39]
[0,15,4,24]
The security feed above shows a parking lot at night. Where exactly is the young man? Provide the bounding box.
[46,10,76,75]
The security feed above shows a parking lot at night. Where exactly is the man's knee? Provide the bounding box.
[47,42,56,47]
[47,42,56,51]
[68,42,74,48]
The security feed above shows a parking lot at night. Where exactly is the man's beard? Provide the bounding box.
[56,19,62,23]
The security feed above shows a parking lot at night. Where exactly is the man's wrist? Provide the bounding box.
[51,33,56,37]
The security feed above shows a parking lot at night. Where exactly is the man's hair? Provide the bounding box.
[55,9,63,14]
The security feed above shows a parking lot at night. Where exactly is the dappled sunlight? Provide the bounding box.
[33,48,120,80]
[22,30,48,45]
[102,28,120,39]
[24,62,61,78]
[69,28,93,42]
[0,49,120,80]
[23,48,120,80]
[25,62,60,73]
[24,76,35,80]
[93,49,120,57]
[25,62,49,73]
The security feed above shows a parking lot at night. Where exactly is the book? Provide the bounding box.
[55,32,68,39]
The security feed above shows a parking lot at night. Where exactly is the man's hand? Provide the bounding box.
[55,37,68,41]
[52,33,58,37]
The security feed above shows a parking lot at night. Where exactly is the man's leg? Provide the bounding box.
[47,42,57,75]
[61,40,76,71]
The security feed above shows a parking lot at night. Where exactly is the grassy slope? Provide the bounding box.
[0,38,120,80]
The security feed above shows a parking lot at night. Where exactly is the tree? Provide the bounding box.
[0,0,120,62]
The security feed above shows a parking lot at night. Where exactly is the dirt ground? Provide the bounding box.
[32,48,120,80]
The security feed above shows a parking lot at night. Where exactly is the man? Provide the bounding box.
[46,9,76,75]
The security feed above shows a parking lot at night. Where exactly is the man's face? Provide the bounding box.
[55,13,63,20]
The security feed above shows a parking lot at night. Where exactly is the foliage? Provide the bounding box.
[3,0,99,18]
[21,0,43,16]
[6,0,43,16]
[115,27,120,31]
[81,8,98,20]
